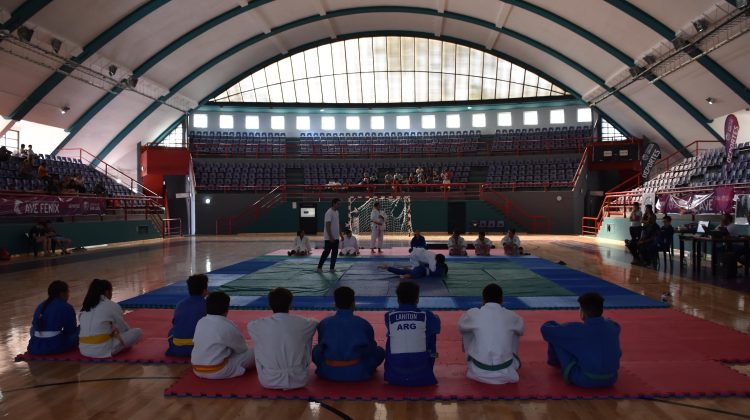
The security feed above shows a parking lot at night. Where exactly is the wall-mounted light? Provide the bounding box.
[693,18,709,33]
[60,105,70,114]
[706,97,715,105]
[319,108,325,112]
[204,198,211,204]
[17,26,34,42]
[108,65,118,77]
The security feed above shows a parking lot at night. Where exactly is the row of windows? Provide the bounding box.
[193,108,592,131]
[0,129,20,151]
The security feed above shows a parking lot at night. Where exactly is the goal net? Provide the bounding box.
[348,196,413,236]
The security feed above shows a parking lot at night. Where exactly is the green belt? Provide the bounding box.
[468,354,520,371]
[563,360,617,384]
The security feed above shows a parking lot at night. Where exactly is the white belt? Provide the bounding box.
[34,330,62,338]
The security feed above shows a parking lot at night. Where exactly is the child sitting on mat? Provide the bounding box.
[540,292,621,388]
[191,292,255,379]
[312,287,385,381]
[288,230,311,256]
[27,280,79,355]
[473,231,493,256]
[247,288,318,390]
[384,281,441,386]
[447,231,467,256]
[379,248,448,279]
[339,229,360,256]
[501,229,524,256]
[459,284,524,385]
[79,279,143,358]
[166,274,208,357]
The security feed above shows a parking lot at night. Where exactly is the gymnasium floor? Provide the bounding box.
[1,234,749,419]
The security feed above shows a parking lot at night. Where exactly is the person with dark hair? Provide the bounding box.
[340,228,360,256]
[166,274,209,357]
[628,202,643,245]
[289,230,311,256]
[0,145,11,162]
[409,229,427,253]
[383,281,441,386]
[247,288,318,389]
[458,284,524,384]
[540,292,621,388]
[312,287,385,381]
[191,291,254,379]
[473,231,493,256]
[29,221,51,257]
[27,280,78,355]
[635,215,660,267]
[379,249,448,279]
[79,279,142,358]
[501,229,523,256]
[447,231,467,256]
[370,201,386,253]
[317,198,343,272]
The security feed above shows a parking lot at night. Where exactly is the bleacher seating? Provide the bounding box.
[189,131,286,155]
[194,160,287,190]
[634,143,750,194]
[299,131,482,156]
[492,126,593,153]
[302,160,471,185]
[485,157,579,184]
[0,155,132,196]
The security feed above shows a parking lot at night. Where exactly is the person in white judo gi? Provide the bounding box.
[191,292,255,379]
[370,201,386,253]
[247,288,318,390]
[458,283,524,385]
[339,228,360,256]
[79,279,142,358]
[289,230,312,256]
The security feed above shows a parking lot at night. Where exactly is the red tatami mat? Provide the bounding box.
[16,308,750,400]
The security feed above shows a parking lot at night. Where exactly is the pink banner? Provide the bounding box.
[725,114,739,164]
[0,195,106,217]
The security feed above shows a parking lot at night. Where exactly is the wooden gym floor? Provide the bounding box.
[0,234,749,419]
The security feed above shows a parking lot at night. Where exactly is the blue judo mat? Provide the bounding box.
[119,255,667,311]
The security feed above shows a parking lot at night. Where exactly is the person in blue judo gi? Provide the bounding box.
[378,248,448,279]
[166,274,208,357]
[384,281,441,386]
[409,229,427,253]
[27,280,78,355]
[312,286,385,381]
[540,292,622,388]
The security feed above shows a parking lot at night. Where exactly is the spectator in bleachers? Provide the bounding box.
[393,172,403,183]
[369,173,377,183]
[46,175,62,195]
[289,230,311,256]
[474,232,493,256]
[26,144,36,160]
[384,172,393,184]
[37,161,49,181]
[0,146,11,162]
[340,229,360,256]
[501,229,523,257]
[73,174,86,193]
[448,231,467,256]
[14,144,27,158]
[410,229,427,253]
[18,159,34,179]
[359,172,370,185]
[93,181,107,196]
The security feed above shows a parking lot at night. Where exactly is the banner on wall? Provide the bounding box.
[725,114,740,164]
[0,195,106,217]
[656,186,734,215]
[712,185,735,215]
[640,142,661,181]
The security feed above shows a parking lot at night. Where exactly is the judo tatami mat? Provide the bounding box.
[18,309,750,400]
[119,255,666,310]
[163,308,750,401]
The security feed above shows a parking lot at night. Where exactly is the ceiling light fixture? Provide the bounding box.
[108,65,118,77]
[693,18,709,33]
[60,105,70,114]
[50,38,62,54]
[706,97,715,105]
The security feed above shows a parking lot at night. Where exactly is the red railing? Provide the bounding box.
[56,148,162,198]
[301,141,485,158]
[479,186,552,234]
[190,142,287,158]
[163,218,182,237]
[581,140,724,236]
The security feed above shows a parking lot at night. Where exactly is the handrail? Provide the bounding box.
[57,148,162,198]
[571,144,591,188]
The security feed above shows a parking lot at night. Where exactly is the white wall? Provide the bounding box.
[4,119,67,155]
[709,110,750,142]
[189,104,593,136]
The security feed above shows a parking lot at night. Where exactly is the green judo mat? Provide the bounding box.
[217,258,574,297]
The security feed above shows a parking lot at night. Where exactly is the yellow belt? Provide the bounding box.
[169,336,194,346]
[193,357,229,373]
[325,358,361,367]
[79,333,113,344]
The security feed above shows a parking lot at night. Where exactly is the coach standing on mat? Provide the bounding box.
[318,198,343,272]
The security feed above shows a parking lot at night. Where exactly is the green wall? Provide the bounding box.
[0,220,160,255]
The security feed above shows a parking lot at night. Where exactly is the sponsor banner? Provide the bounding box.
[725,114,740,164]
[0,195,106,217]
[657,186,735,215]
[640,142,661,181]
[712,185,735,215]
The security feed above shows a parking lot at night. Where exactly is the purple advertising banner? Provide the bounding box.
[656,187,734,215]
[725,114,739,164]
[712,185,735,214]
[0,195,106,217]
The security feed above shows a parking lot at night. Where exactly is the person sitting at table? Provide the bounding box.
[656,216,675,255]
[636,216,660,267]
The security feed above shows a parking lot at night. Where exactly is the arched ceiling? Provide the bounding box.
[0,0,748,176]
